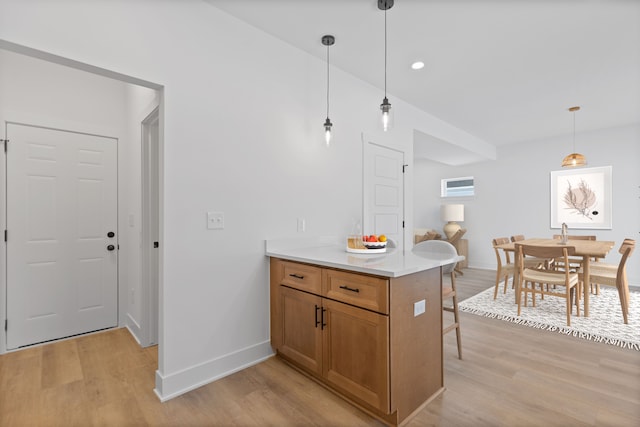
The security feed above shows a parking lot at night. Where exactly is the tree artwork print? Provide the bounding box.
[550,166,612,229]
[563,179,597,220]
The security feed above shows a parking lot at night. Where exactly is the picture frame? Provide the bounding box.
[550,166,612,229]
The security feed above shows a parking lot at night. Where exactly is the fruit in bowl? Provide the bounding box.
[362,234,387,249]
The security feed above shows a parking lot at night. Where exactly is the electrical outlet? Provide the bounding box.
[207,212,224,230]
[414,299,426,317]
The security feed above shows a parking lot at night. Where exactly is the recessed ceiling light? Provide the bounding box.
[411,61,425,70]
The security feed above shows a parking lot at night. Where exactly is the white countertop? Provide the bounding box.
[265,237,464,278]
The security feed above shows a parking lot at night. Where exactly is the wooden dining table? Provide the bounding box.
[496,238,615,317]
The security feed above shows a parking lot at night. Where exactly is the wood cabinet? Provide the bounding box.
[270,258,443,426]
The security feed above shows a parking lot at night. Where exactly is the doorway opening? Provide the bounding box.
[141,107,160,347]
[0,40,164,362]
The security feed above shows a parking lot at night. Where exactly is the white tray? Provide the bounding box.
[346,247,387,254]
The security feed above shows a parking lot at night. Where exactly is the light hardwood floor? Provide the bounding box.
[1,268,639,426]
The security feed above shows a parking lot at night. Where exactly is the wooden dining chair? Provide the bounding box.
[551,234,597,276]
[413,240,462,359]
[492,237,515,299]
[516,244,580,326]
[552,235,596,240]
[510,235,552,269]
[579,239,635,324]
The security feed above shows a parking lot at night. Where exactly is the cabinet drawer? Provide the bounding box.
[280,261,322,294]
[323,269,389,314]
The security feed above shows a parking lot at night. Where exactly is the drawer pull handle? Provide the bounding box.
[289,274,305,279]
[339,285,360,293]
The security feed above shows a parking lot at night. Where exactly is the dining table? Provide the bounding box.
[496,238,615,317]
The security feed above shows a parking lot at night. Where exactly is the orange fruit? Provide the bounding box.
[379,235,387,242]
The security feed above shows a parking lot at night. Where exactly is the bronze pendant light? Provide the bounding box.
[561,106,587,167]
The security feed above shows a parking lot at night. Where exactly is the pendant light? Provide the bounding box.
[561,106,587,167]
[322,35,335,146]
[378,0,394,131]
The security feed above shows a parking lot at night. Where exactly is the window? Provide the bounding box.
[441,176,474,198]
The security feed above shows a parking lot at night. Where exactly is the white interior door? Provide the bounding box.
[6,123,118,349]
[363,138,405,251]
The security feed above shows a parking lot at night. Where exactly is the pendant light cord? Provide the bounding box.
[572,109,576,151]
[326,43,330,118]
[384,8,387,97]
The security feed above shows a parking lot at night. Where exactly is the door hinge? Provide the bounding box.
[154,241,159,248]
[402,221,405,228]
[4,230,6,242]
[4,319,7,331]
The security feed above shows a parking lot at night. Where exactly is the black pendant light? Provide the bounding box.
[322,35,335,146]
[379,0,394,131]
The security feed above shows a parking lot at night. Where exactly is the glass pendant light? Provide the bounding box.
[322,35,335,146]
[561,106,587,167]
[378,0,394,131]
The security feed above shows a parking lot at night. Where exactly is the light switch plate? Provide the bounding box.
[207,212,224,230]
[414,299,426,317]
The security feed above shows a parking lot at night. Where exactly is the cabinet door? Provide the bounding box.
[279,286,323,376]
[322,299,390,413]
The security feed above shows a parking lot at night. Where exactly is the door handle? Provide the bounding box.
[107,244,115,251]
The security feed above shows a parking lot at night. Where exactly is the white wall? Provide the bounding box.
[0,0,486,400]
[414,124,640,285]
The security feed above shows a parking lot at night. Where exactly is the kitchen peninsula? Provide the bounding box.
[266,237,463,426]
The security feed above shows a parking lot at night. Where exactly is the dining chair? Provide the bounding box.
[492,237,515,299]
[413,240,462,359]
[516,244,580,326]
[510,235,552,269]
[579,239,635,324]
[551,234,597,275]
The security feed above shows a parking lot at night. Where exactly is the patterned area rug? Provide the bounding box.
[459,282,640,351]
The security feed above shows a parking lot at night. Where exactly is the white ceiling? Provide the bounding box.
[207,0,640,153]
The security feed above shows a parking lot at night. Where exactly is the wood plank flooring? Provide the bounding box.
[1,268,639,426]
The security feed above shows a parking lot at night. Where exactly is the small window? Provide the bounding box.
[441,176,474,198]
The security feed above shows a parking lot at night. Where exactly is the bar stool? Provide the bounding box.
[413,240,462,359]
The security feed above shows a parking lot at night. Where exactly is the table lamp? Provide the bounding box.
[441,204,464,240]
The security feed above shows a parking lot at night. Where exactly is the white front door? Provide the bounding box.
[6,123,118,349]
[363,138,405,251]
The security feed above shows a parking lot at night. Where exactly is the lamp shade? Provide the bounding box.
[561,152,587,167]
[441,204,464,222]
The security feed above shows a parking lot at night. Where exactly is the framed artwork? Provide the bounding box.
[550,166,612,229]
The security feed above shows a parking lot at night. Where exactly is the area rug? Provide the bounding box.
[459,282,640,351]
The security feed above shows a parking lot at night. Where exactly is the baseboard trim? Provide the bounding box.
[154,340,274,402]
[125,314,143,345]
